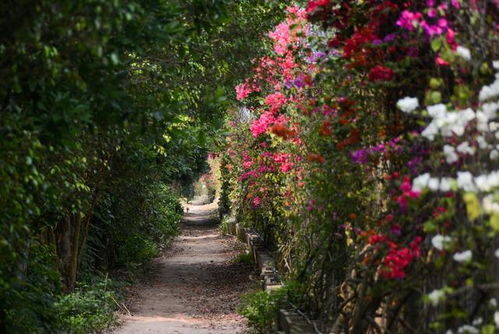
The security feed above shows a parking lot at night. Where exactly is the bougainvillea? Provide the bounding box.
[222,1,499,333]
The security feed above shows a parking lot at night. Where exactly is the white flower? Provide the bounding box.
[446,330,453,334]
[481,102,499,120]
[453,250,472,262]
[439,178,453,192]
[444,145,459,164]
[456,46,471,61]
[428,177,440,191]
[479,76,499,101]
[475,171,499,192]
[432,234,452,251]
[491,150,499,160]
[422,123,438,141]
[490,298,497,307]
[459,108,476,123]
[413,173,430,191]
[397,97,419,113]
[428,289,445,306]
[495,311,499,328]
[472,318,482,326]
[493,60,499,70]
[457,141,475,155]
[457,171,476,192]
[476,136,489,149]
[476,111,490,132]
[428,103,447,117]
[458,325,479,334]
[483,196,499,214]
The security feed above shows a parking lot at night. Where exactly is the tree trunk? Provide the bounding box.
[53,213,90,292]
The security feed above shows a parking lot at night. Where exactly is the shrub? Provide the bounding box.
[54,276,119,334]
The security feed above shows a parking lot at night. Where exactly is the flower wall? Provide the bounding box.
[221,1,499,333]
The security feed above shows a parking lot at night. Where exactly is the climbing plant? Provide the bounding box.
[224,1,499,333]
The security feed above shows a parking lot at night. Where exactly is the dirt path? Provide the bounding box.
[113,203,252,334]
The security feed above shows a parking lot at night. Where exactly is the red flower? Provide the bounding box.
[319,120,333,136]
[368,65,394,82]
[306,0,330,13]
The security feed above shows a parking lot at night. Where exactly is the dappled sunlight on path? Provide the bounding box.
[112,202,252,334]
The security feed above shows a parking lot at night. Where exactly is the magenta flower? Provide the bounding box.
[253,196,261,208]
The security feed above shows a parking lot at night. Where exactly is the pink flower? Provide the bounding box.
[436,55,449,66]
[235,83,252,100]
[396,10,422,31]
[250,111,287,137]
[264,92,287,112]
[253,196,261,208]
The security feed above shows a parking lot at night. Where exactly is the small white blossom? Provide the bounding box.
[476,136,489,149]
[493,60,499,70]
[422,123,439,141]
[456,141,475,155]
[490,298,497,307]
[428,103,447,116]
[457,171,476,192]
[476,111,490,132]
[397,97,419,113]
[495,249,499,259]
[479,76,499,101]
[481,102,499,120]
[428,177,440,191]
[428,289,446,306]
[413,173,430,191]
[439,178,453,192]
[432,234,452,251]
[472,317,482,326]
[458,325,479,334]
[483,196,499,214]
[475,171,499,192]
[444,145,459,164]
[456,46,471,61]
[491,150,499,160]
[495,311,499,328]
[453,250,472,262]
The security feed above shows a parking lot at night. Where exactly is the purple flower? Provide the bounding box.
[351,149,369,164]
[383,33,397,42]
[306,51,326,63]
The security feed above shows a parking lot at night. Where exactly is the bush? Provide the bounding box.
[239,289,287,333]
[239,282,305,333]
[54,276,119,334]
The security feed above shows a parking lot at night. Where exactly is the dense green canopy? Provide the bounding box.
[0,1,284,332]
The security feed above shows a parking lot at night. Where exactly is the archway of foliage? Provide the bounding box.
[0,0,285,332]
[222,1,499,333]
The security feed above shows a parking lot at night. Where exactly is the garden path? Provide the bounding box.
[113,202,251,334]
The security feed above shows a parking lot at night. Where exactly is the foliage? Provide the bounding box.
[239,289,287,333]
[239,281,306,333]
[53,276,120,334]
[0,0,284,332]
[233,251,254,265]
[223,1,499,333]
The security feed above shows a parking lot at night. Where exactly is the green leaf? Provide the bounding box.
[431,38,442,52]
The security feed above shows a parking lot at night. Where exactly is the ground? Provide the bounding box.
[112,202,254,334]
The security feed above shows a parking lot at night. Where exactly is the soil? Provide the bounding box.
[112,202,254,334]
